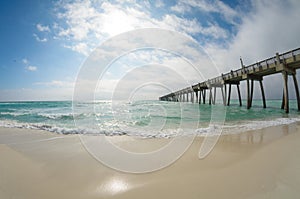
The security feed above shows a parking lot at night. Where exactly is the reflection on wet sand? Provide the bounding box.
[97,177,130,196]
[220,122,297,145]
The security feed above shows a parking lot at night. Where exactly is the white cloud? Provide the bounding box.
[215,1,239,25]
[158,14,202,35]
[50,0,300,100]
[203,0,300,99]
[63,42,89,55]
[22,58,28,64]
[33,34,48,42]
[94,64,194,101]
[35,80,74,88]
[171,0,239,25]
[157,14,228,39]
[171,2,191,13]
[25,66,37,71]
[155,0,164,8]
[186,0,218,12]
[73,37,213,101]
[54,0,228,55]
[36,23,50,32]
[206,0,300,69]
[201,22,228,39]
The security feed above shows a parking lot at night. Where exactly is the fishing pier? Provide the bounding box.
[159,47,300,113]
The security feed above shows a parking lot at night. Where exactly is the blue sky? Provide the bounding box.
[0,0,81,89]
[1,0,300,101]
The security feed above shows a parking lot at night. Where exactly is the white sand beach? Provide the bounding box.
[0,123,300,199]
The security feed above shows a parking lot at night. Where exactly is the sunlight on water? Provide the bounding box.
[0,100,299,137]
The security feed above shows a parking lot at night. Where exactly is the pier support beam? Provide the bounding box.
[227,84,232,106]
[198,90,202,104]
[282,71,289,113]
[221,86,226,105]
[250,79,254,108]
[237,84,242,106]
[259,80,266,108]
[246,75,264,109]
[192,92,194,103]
[213,87,217,105]
[193,91,195,103]
[209,88,212,105]
[186,93,188,102]
[227,82,241,106]
[247,79,251,109]
[187,92,189,102]
[292,73,300,111]
[195,91,198,104]
[224,84,227,105]
[202,90,206,104]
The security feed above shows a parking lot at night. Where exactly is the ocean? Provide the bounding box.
[0,100,299,138]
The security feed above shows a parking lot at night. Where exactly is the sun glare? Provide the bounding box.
[103,10,136,36]
[98,177,130,196]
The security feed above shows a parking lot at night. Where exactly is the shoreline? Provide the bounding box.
[1,115,299,138]
[1,122,300,198]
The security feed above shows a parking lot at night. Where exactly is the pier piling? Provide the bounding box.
[227,84,231,106]
[282,71,289,113]
[292,73,300,111]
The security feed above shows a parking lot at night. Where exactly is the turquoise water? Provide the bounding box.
[0,100,299,137]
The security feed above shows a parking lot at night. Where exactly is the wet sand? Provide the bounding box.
[0,123,300,199]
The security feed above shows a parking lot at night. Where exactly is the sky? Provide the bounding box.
[0,0,300,101]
